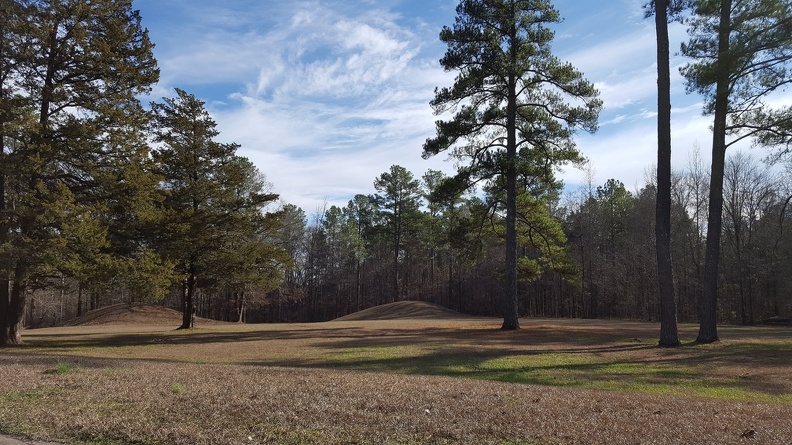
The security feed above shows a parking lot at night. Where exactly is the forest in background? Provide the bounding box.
[26,151,792,328]
[3,0,792,336]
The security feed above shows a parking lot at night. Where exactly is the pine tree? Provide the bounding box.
[0,0,158,346]
[681,0,792,342]
[150,89,282,329]
[423,0,601,329]
[372,165,423,302]
[646,0,690,347]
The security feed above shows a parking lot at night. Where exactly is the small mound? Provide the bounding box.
[334,301,464,321]
[63,303,185,327]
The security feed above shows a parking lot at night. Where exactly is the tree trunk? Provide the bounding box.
[449,253,455,311]
[698,0,732,344]
[0,278,13,346]
[77,283,83,317]
[503,168,520,329]
[0,138,15,345]
[393,216,400,303]
[655,0,680,347]
[237,291,246,323]
[0,171,12,345]
[502,29,520,330]
[1,266,27,346]
[356,259,361,312]
[180,266,196,329]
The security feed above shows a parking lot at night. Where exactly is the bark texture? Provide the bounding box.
[698,0,732,344]
[655,0,680,347]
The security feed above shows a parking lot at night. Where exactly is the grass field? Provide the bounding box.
[1,302,791,444]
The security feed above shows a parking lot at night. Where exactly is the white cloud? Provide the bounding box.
[562,28,655,80]
[560,21,691,110]
[143,0,762,214]
[161,2,457,213]
[594,70,657,109]
[563,106,717,192]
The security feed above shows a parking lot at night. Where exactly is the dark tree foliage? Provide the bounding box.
[372,165,423,303]
[150,89,283,329]
[1,0,158,345]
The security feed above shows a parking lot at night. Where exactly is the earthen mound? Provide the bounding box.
[334,301,465,321]
[63,303,188,326]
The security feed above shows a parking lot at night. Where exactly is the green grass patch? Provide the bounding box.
[453,354,698,388]
[171,383,185,394]
[1,390,41,402]
[55,361,79,375]
[312,341,792,404]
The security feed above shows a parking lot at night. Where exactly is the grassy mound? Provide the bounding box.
[334,300,468,321]
[62,303,186,327]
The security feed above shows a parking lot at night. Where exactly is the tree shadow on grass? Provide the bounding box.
[8,320,791,401]
[15,321,792,368]
[16,325,371,349]
[243,339,792,400]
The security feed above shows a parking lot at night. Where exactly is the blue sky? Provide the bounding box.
[134,0,748,213]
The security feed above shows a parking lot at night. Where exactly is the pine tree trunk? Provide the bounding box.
[449,254,454,311]
[655,0,680,347]
[77,283,83,317]
[237,291,246,323]
[1,268,27,346]
[356,260,361,312]
[502,42,520,330]
[0,174,12,345]
[698,0,731,344]
[0,146,16,345]
[180,266,196,329]
[393,218,400,303]
[0,278,12,346]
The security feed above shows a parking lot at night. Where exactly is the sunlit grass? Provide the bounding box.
[3,319,792,445]
[11,321,792,406]
[170,383,185,395]
[1,390,42,403]
[310,339,791,404]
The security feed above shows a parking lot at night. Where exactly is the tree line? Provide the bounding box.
[17,151,791,331]
[3,0,792,346]
[248,154,791,327]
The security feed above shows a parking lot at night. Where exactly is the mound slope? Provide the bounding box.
[334,301,467,321]
[63,303,189,327]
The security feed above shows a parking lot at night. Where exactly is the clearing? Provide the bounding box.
[1,301,791,444]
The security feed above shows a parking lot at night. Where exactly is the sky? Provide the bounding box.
[133,0,769,214]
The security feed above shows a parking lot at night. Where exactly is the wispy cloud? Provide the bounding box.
[139,0,755,213]
[144,1,456,212]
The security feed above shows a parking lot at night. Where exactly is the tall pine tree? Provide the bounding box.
[682,0,792,342]
[0,0,158,345]
[423,0,600,329]
[646,0,690,347]
[150,89,282,329]
[372,165,423,303]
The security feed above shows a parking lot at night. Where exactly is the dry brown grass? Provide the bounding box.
[1,303,791,445]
